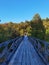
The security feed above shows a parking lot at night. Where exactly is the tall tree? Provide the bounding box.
[31,13,46,39]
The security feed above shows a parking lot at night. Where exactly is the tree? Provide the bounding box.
[31,13,46,39]
[11,30,20,38]
[46,17,49,22]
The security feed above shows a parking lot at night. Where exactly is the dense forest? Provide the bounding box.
[0,13,49,43]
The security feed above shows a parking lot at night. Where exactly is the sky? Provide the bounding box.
[0,0,49,23]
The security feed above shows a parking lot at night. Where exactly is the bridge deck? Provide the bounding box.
[8,37,45,65]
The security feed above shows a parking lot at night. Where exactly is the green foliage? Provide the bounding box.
[0,13,49,42]
[0,23,20,43]
[30,13,46,39]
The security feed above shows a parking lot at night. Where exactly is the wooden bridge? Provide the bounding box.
[0,36,49,65]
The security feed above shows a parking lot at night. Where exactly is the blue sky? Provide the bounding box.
[0,0,49,23]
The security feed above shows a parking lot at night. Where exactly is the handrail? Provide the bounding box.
[0,37,19,48]
[28,36,49,65]
[0,36,24,65]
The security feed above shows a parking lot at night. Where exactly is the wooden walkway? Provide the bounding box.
[8,37,45,65]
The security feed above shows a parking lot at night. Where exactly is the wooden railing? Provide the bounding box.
[0,36,24,65]
[28,37,49,65]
